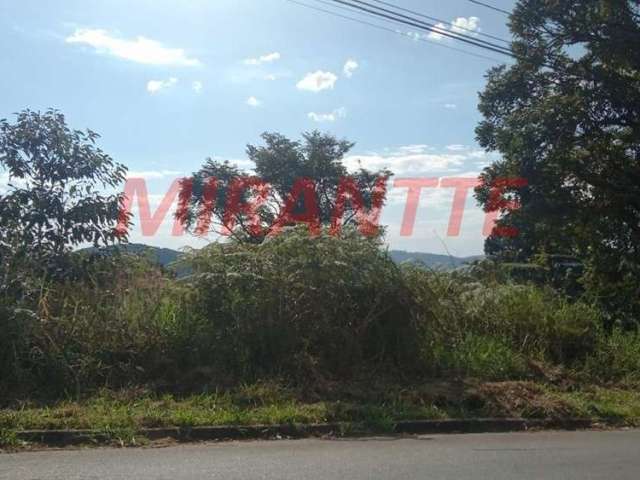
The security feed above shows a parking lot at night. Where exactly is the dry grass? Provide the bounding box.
[2,380,639,449]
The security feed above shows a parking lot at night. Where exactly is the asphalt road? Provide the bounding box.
[2,430,639,479]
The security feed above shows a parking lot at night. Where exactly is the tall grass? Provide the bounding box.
[0,253,192,399]
[1,228,638,403]
[583,329,640,384]
[180,227,418,379]
[403,266,602,378]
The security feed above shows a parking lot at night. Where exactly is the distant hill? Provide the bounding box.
[82,244,482,271]
[116,243,182,266]
[388,250,484,269]
[80,243,182,267]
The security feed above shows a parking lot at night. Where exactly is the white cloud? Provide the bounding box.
[343,59,359,78]
[192,80,203,93]
[246,96,262,107]
[444,103,458,109]
[296,70,338,92]
[146,77,177,94]
[308,107,347,123]
[395,145,431,155]
[385,182,460,208]
[264,74,278,81]
[243,52,281,66]
[127,169,183,179]
[451,16,481,35]
[65,28,201,66]
[343,145,495,176]
[424,17,481,42]
[446,144,469,151]
[0,170,29,193]
[427,22,448,41]
[345,153,465,175]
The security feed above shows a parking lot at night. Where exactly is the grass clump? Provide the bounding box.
[180,228,418,380]
[404,266,602,377]
[431,334,527,380]
[583,329,640,384]
[0,428,19,449]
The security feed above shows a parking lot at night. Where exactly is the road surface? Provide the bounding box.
[2,430,639,479]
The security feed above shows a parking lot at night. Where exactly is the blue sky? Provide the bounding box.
[0,0,517,256]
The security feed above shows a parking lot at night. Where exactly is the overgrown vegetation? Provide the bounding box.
[1,226,639,409]
[2,3,640,443]
[474,0,640,326]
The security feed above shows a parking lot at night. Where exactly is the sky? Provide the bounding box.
[0,0,518,256]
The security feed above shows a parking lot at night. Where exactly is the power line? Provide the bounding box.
[287,0,512,61]
[329,0,515,58]
[369,0,511,44]
[336,0,505,51]
[287,0,559,72]
[328,0,517,58]
[467,0,511,16]
[284,0,503,62]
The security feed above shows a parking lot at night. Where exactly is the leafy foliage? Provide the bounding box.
[0,109,128,310]
[474,0,640,323]
[181,226,417,379]
[0,252,184,399]
[403,266,601,374]
[0,105,636,406]
[2,227,620,403]
[178,131,391,241]
[0,109,128,258]
[584,328,640,383]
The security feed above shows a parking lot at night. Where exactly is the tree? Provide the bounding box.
[0,109,128,290]
[474,0,640,322]
[178,131,392,242]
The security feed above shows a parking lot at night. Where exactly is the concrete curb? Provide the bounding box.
[13,418,616,447]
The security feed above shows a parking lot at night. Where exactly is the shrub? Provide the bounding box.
[582,261,640,330]
[0,226,622,401]
[431,334,527,380]
[403,267,601,377]
[584,329,640,383]
[0,305,40,395]
[181,227,418,380]
[0,252,190,401]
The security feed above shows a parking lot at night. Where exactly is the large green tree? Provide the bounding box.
[178,131,391,242]
[0,109,128,294]
[475,0,640,322]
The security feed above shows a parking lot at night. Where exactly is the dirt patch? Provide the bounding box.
[473,381,577,418]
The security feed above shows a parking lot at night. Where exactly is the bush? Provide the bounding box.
[0,306,40,395]
[403,267,601,376]
[582,260,640,330]
[0,252,190,401]
[584,329,640,383]
[181,227,418,380]
[464,284,601,365]
[0,226,627,402]
[431,334,527,380]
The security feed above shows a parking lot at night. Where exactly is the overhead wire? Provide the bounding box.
[467,0,511,16]
[284,0,504,63]
[326,0,517,59]
[369,0,511,44]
